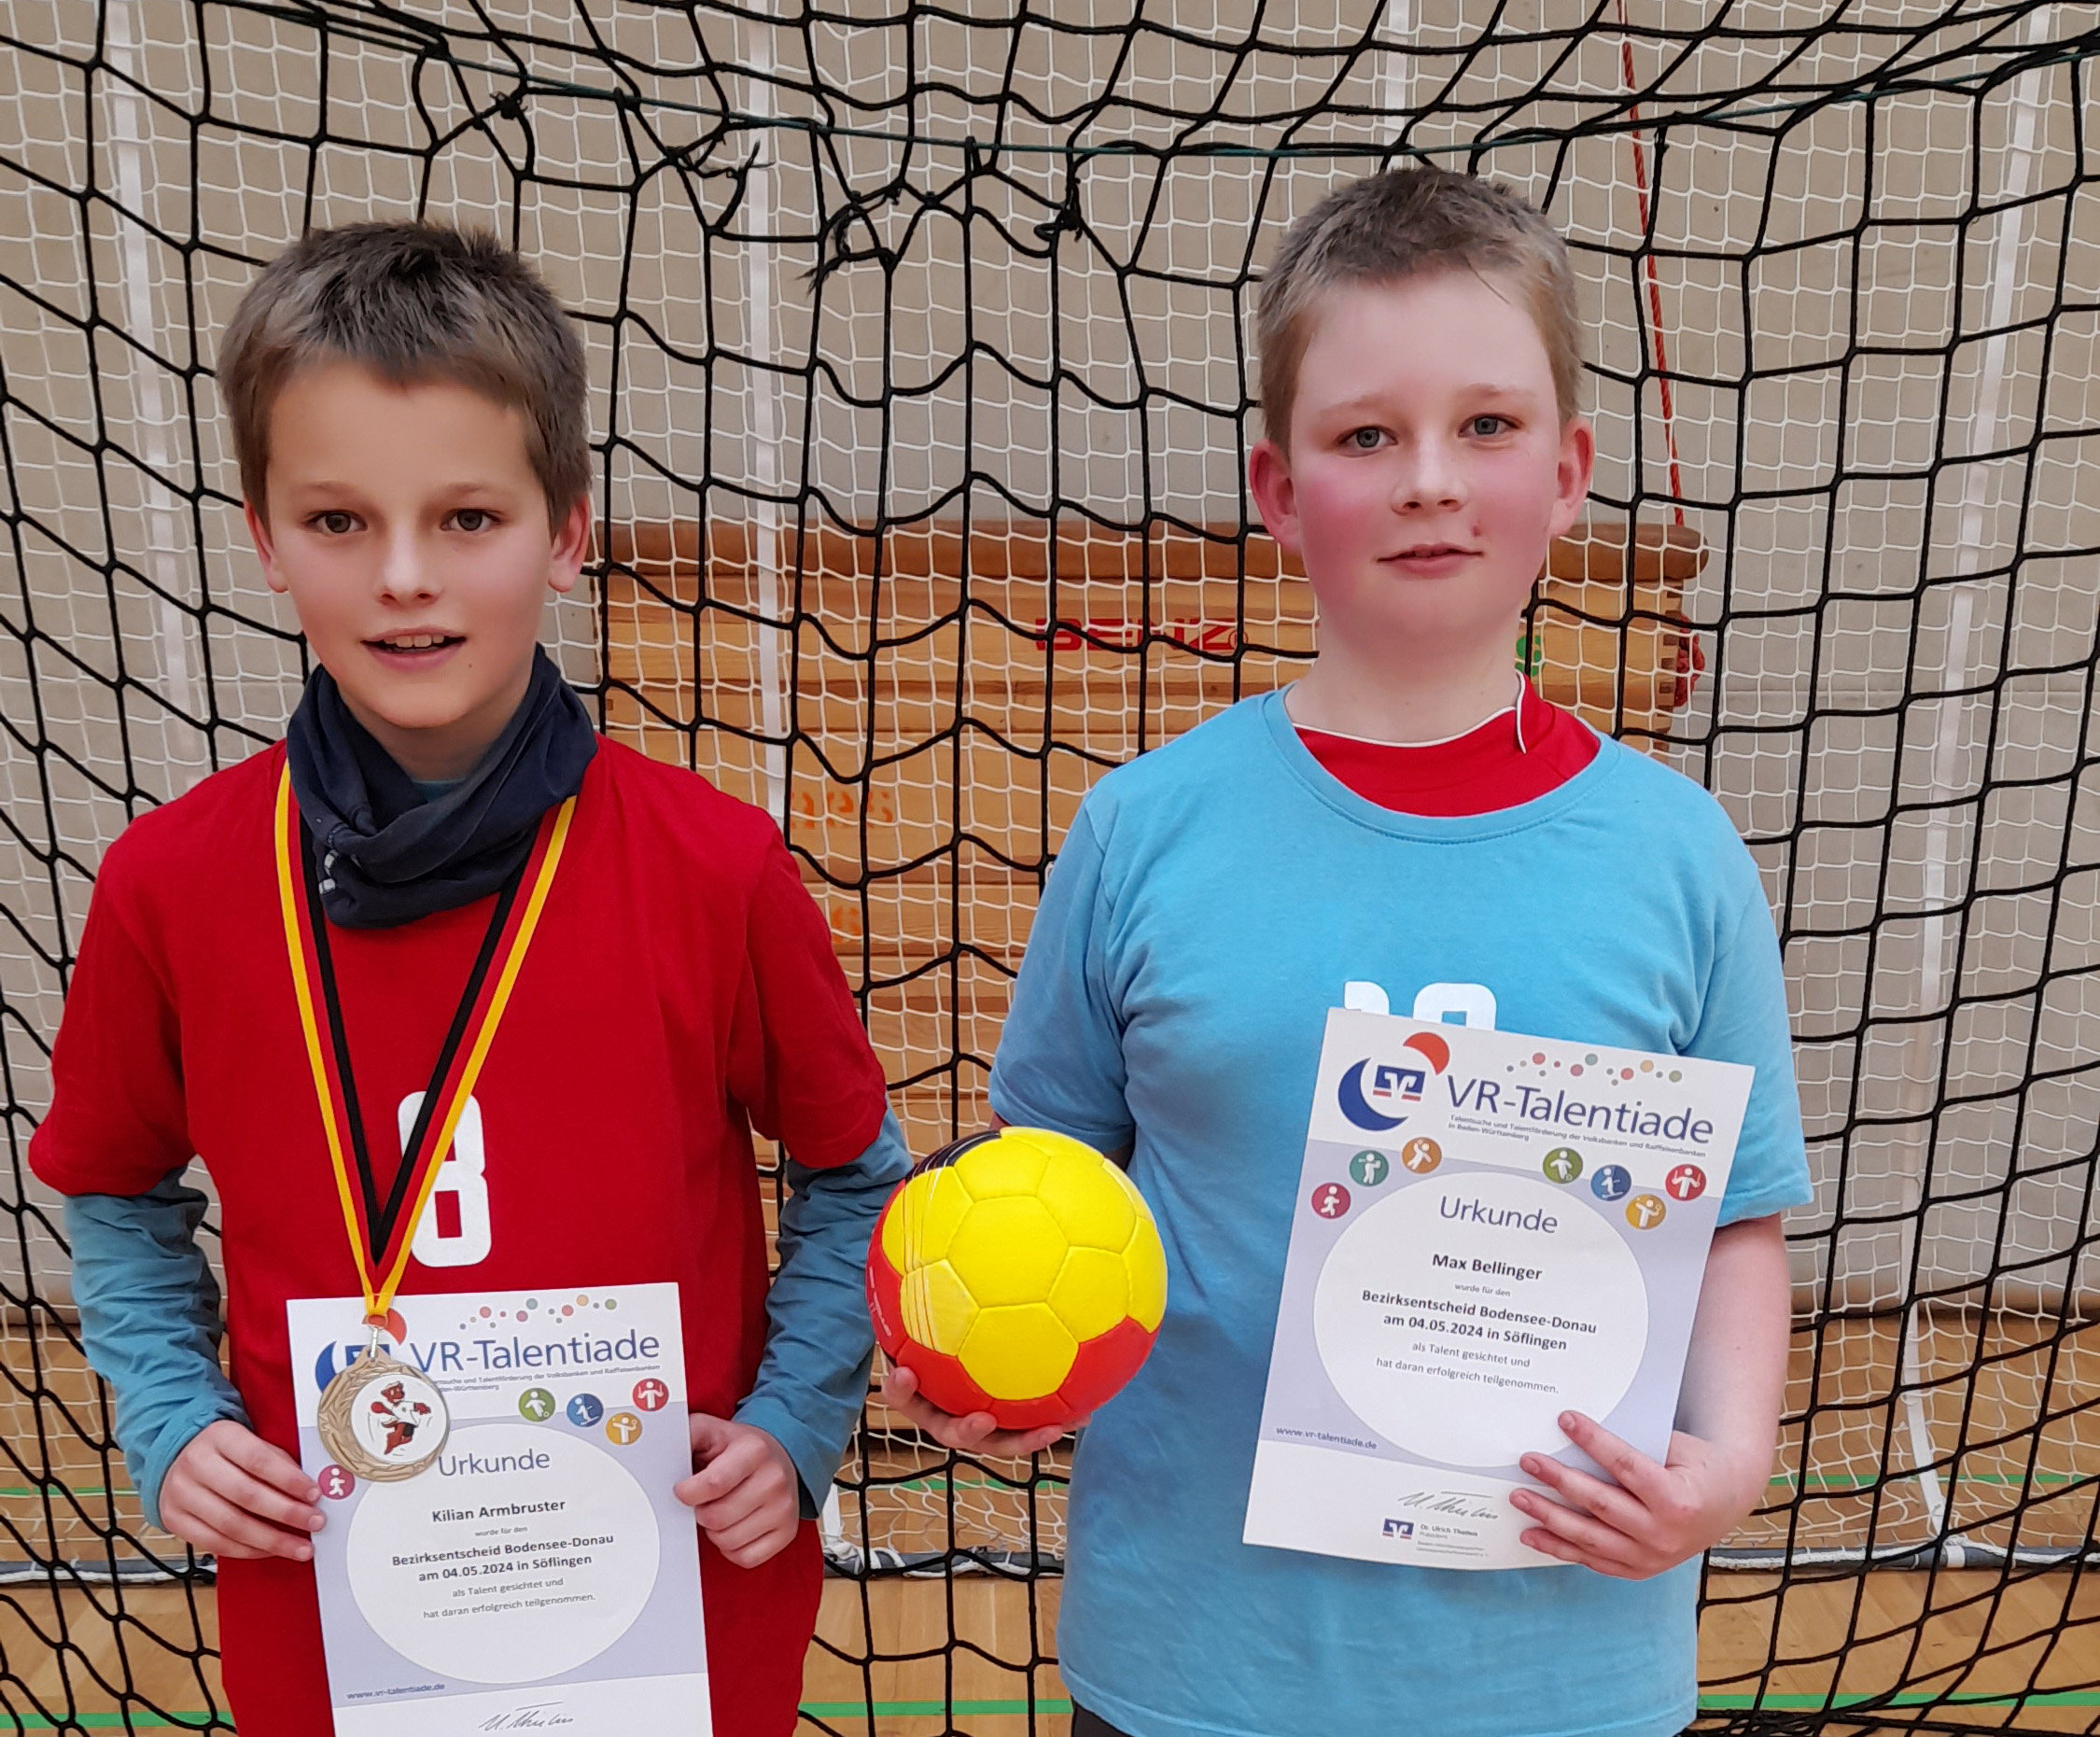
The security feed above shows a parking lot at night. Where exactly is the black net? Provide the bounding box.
[4,0,2100,1730]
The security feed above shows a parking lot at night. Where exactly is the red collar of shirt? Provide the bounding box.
[1295,683,1599,817]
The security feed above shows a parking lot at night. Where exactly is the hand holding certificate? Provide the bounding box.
[1507,1342,1777,1577]
[1244,1009,1753,1570]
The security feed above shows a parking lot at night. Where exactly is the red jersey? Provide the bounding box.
[31,737,890,1735]
[1297,681,1598,815]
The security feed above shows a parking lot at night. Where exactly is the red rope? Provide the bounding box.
[1617,6,1687,525]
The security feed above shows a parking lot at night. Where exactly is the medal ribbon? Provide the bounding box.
[273,764,574,1324]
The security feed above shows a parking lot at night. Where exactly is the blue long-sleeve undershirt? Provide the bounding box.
[735,1110,913,1516]
[66,1111,913,1529]
[64,1171,245,1531]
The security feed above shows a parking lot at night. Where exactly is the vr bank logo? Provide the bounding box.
[313,1335,455,1393]
[1337,1031,1451,1133]
[314,1339,376,1393]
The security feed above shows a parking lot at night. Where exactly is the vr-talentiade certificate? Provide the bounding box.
[287,1282,708,1733]
[1245,1010,1752,1570]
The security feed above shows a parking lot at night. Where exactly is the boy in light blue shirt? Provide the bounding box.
[887,168,1811,1737]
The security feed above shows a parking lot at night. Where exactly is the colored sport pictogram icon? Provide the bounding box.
[567,1392,604,1427]
[1590,1164,1631,1201]
[605,1410,643,1446]
[1542,1147,1583,1183]
[1626,1194,1667,1230]
[632,1378,669,1412]
[1350,1150,1390,1187]
[1310,1182,1351,1220]
[517,1386,555,1422]
[1665,1163,1707,1201]
[1399,1137,1442,1174]
[317,1464,356,1501]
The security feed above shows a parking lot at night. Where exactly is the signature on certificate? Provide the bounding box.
[479,1704,577,1730]
[1393,1490,1503,1521]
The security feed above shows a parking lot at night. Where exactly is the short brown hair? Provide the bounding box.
[1257,167,1582,449]
[219,222,589,522]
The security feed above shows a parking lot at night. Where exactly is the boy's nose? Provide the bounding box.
[1391,439,1466,511]
[374,532,440,603]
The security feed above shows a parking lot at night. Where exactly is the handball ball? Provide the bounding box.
[867,1127,1168,1431]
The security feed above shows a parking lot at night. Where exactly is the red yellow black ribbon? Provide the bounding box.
[273,763,573,1324]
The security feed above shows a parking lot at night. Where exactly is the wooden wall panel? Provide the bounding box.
[599,517,1708,1112]
[601,518,1702,747]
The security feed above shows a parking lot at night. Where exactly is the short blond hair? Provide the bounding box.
[219,222,589,523]
[1257,167,1582,449]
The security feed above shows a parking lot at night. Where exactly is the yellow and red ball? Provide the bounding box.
[866,1128,1168,1430]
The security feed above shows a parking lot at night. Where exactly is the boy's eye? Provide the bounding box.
[1466,414,1508,438]
[1347,427,1387,451]
[451,509,495,533]
[312,511,357,535]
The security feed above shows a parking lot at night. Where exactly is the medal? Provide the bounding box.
[315,1332,451,1479]
[274,766,574,1477]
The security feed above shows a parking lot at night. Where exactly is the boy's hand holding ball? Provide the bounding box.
[868,1128,1167,1453]
[878,1363,1080,1458]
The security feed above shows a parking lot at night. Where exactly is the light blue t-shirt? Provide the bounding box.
[988,692,1812,1737]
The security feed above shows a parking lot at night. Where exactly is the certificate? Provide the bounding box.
[287,1282,708,1733]
[1244,1010,1752,1570]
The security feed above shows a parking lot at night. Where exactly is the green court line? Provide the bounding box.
[803,1693,2100,1718]
[800,1694,2100,1718]
[0,1488,121,1500]
[1701,1690,2100,1710]
[1771,1469,2089,1491]
[0,1718,217,1730]
[16,1693,2100,1729]
[800,1702,1075,1718]
[884,1469,2092,1499]
[877,1475,1063,1496]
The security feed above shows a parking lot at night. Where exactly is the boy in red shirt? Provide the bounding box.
[31,223,906,1734]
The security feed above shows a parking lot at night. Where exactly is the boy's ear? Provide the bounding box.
[244,499,290,595]
[1247,438,1301,555]
[1547,414,1597,542]
[547,497,592,597]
